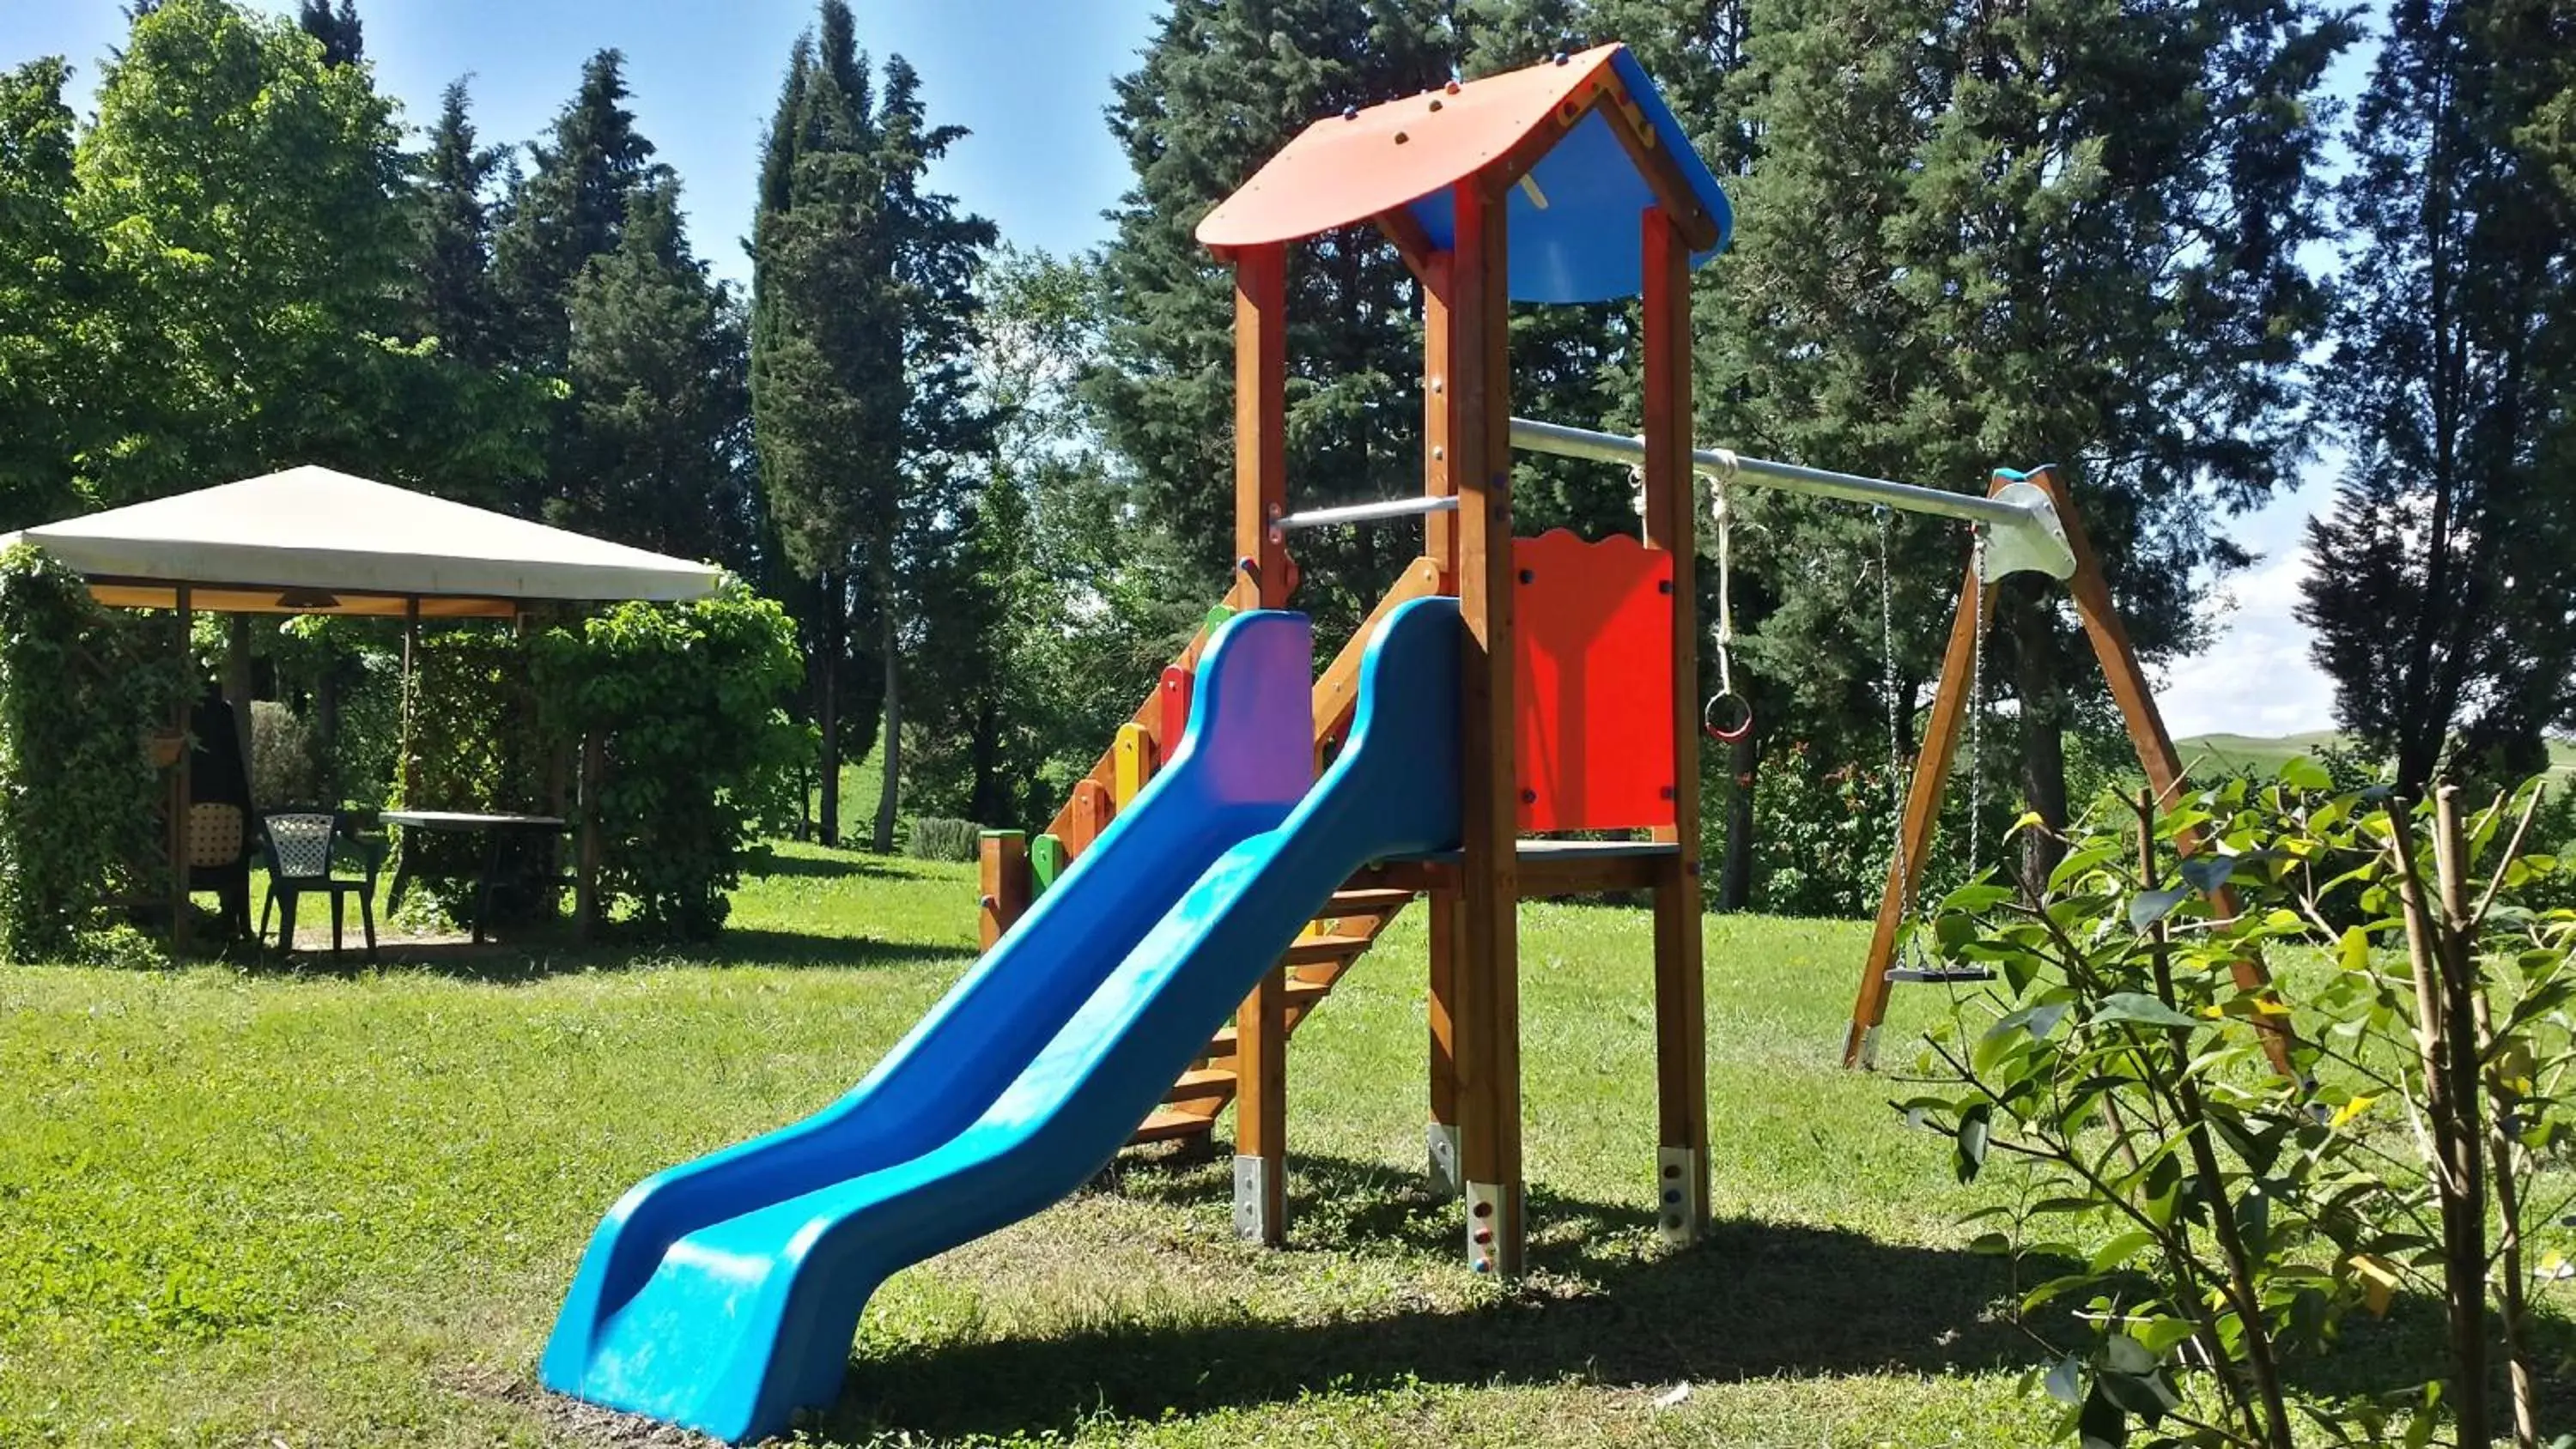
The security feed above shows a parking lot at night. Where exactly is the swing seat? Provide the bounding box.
[1884,963,1996,985]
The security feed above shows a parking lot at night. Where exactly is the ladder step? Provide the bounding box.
[1284,938,1367,966]
[1283,978,1331,1005]
[1315,888,1415,918]
[1131,1108,1217,1144]
[1165,1067,1236,1104]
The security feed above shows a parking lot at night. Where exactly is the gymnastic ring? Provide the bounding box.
[1703,692,1753,744]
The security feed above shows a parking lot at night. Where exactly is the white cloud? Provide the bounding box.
[2152,480,2342,740]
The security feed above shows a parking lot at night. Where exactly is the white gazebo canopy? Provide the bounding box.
[2,465,726,617]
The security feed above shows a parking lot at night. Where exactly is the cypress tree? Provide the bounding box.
[2299,0,2576,791]
[1087,0,1458,643]
[411,79,505,367]
[559,179,756,567]
[295,0,362,65]
[753,2,997,852]
[492,50,659,375]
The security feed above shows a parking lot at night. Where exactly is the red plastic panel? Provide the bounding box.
[1513,530,1676,832]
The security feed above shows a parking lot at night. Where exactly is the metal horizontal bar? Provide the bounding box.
[1278,495,1461,531]
[1508,416,2030,530]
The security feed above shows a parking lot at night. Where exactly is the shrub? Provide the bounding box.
[0,544,193,961]
[247,700,320,806]
[534,582,806,941]
[1899,763,2574,1449]
[905,816,981,862]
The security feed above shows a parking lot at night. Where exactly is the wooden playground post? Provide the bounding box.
[1420,246,1466,1198]
[1231,241,1292,1246]
[977,831,1029,952]
[1638,207,1709,1244]
[1446,178,1525,1275]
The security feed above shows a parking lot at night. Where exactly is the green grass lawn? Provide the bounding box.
[0,847,2118,1446]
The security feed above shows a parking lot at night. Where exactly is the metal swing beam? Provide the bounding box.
[1506,417,2078,581]
[1510,417,2286,1076]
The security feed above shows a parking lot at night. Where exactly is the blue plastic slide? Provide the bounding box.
[540,598,1462,1442]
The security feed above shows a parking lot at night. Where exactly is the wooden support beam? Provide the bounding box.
[1426,885,1462,1198]
[1421,250,1459,582]
[977,830,1029,951]
[1231,242,1292,1246]
[576,732,604,941]
[1447,179,1524,1276]
[1844,510,2001,1069]
[1640,208,1708,1244]
[2037,468,2290,1074]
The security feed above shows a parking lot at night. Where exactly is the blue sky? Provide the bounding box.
[2,0,2342,739]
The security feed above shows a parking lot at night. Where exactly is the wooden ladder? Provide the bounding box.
[1129,884,1417,1146]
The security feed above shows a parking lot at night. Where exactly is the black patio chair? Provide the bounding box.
[258,809,382,961]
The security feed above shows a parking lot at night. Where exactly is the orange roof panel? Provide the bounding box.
[1198,46,1622,251]
[1194,45,1732,303]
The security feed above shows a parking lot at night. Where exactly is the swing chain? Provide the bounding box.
[1877,507,1923,949]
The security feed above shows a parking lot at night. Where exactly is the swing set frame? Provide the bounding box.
[1509,423,2277,1070]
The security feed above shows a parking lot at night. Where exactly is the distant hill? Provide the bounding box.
[2174,731,2576,779]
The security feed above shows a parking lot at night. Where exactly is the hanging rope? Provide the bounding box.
[1877,507,1923,949]
[1966,529,1988,880]
[1704,472,1752,743]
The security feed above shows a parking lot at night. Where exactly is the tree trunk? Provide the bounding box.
[2013,593,2069,888]
[1719,718,1759,911]
[872,572,902,854]
[816,567,841,848]
[315,664,341,802]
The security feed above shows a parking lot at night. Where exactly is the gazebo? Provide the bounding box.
[2,464,725,953]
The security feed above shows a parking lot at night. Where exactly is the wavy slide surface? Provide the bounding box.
[541,598,1462,1442]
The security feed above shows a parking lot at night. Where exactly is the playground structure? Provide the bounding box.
[540,43,2243,1446]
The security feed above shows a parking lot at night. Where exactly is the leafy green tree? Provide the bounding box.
[558,179,758,568]
[0,58,100,530]
[1716,0,2353,885]
[73,0,409,504]
[2299,0,2576,793]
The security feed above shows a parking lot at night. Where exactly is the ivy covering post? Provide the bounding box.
[0,544,192,961]
[534,582,805,941]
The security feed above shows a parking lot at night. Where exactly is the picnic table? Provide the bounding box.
[381,810,568,944]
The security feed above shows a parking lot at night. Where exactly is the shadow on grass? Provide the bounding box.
[228,923,975,983]
[749,850,917,882]
[824,1151,2058,1440]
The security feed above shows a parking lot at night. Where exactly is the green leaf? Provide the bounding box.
[2092,993,2198,1030]
[2044,1353,2084,1405]
[2177,855,2235,895]
[2078,1382,2129,1449]
[2090,1229,2157,1274]
[2127,887,2189,931]
[2280,756,2332,791]
[1955,1102,1991,1185]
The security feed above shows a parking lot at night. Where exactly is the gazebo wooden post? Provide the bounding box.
[399,597,422,807]
[168,585,193,961]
